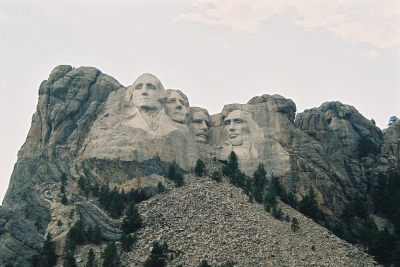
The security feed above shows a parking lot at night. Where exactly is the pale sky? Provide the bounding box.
[0,0,399,203]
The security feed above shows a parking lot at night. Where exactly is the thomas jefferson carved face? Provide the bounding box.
[190,110,210,143]
[131,74,164,111]
[223,110,249,146]
[165,90,189,124]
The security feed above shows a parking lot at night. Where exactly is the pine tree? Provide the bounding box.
[69,219,86,245]
[63,250,78,267]
[174,173,185,187]
[211,171,222,182]
[157,182,166,193]
[198,260,211,267]
[92,183,100,197]
[120,233,136,251]
[121,201,142,234]
[291,217,299,232]
[61,194,68,205]
[228,151,239,172]
[92,224,102,245]
[168,165,176,180]
[101,242,120,267]
[299,187,319,220]
[85,248,95,267]
[393,242,400,267]
[38,233,58,267]
[194,159,206,177]
[86,225,94,243]
[144,242,168,267]
[78,176,85,191]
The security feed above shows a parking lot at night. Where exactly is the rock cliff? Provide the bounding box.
[0,65,398,266]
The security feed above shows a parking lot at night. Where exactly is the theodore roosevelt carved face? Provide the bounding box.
[189,107,210,143]
[223,110,250,146]
[131,73,164,111]
[164,90,189,124]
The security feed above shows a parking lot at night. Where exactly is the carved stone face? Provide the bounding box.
[131,74,163,111]
[223,110,249,146]
[190,111,210,143]
[165,91,189,124]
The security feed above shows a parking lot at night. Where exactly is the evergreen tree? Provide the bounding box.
[299,187,319,220]
[228,151,239,172]
[253,164,267,203]
[69,219,86,245]
[61,173,67,185]
[85,248,96,267]
[120,233,136,251]
[86,225,94,243]
[121,201,142,234]
[370,227,394,265]
[144,242,168,267]
[264,185,277,210]
[99,184,111,210]
[157,182,166,193]
[37,233,58,267]
[92,183,100,198]
[61,194,68,205]
[174,173,185,187]
[101,242,120,267]
[357,135,376,158]
[388,116,398,126]
[194,159,206,177]
[211,171,222,182]
[291,217,299,232]
[198,260,211,267]
[92,224,102,245]
[78,176,85,191]
[168,165,176,180]
[272,207,283,220]
[393,242,400,267]
[63,251,78,267]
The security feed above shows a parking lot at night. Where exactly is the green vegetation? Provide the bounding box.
[30,233,57,267]
[101,242,120,267]
[144,242,169,267]
[291,217,299,232]
[357,135,377,158]
[62,251,77,267]
[98,184,149,218]
[195,159,206,177]
[85,248,95,267]
[61,193,68,205]
[198,260,211,267]
[388,116,398,126]
[211,171,222,182]
[121,201,142,234]
[67,219,102,248]
[157,182,166,193]
[120,232,137,251]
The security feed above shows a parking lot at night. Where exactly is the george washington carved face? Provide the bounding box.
[131,73,164,111]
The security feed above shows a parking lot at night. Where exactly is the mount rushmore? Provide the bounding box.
[0,65,398,266]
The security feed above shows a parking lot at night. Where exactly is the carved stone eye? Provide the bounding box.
[147,83,156,90]
[135,84,143,90]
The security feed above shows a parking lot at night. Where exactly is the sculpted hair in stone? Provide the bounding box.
[125,73,165,104]
[189,107,209,120]
[165,89,189,107]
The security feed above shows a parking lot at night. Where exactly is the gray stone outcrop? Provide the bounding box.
[0,65,397,266]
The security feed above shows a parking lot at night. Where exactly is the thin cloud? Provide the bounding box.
[176,0,400,50]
